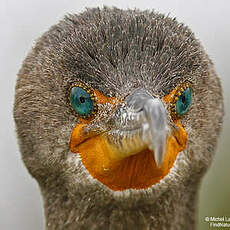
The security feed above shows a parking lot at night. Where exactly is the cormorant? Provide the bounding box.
[14,7,224,230]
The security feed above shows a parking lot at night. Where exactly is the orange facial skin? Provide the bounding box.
[69,88,187,191]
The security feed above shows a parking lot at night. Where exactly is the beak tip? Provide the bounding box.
[155,160,163,168]
[153,148,165,168]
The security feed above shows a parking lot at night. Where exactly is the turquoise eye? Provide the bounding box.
[176,88,192,115]
[69,86,95,118]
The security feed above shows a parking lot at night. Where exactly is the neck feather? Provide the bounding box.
[40,181,200,230]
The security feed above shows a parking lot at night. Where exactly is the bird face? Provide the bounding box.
[14,8,223,198]
[68,81,189,191]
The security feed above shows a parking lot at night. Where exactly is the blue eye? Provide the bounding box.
[176,88,192,115]
[69,85,96,118]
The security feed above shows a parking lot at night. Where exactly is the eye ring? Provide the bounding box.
[68,81,98,119]
[170,82,192,119]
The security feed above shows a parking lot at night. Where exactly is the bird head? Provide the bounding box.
[14,7,223,200]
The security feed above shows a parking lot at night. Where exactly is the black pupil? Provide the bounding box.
[79,96,86,103]
[181,94,186,104]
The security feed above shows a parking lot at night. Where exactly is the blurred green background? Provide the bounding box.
[1,0,229,229]
[199,123,230,229]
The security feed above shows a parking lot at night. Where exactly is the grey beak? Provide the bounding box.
[126,89,168,167]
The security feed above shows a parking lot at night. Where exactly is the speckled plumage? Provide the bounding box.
[14,7,224,230]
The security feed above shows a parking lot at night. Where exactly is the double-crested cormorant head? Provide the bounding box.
[14,7,223,199]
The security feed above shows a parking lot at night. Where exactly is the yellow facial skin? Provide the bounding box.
[69,87,188,191]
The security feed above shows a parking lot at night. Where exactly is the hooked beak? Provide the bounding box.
[105,89,168,167]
